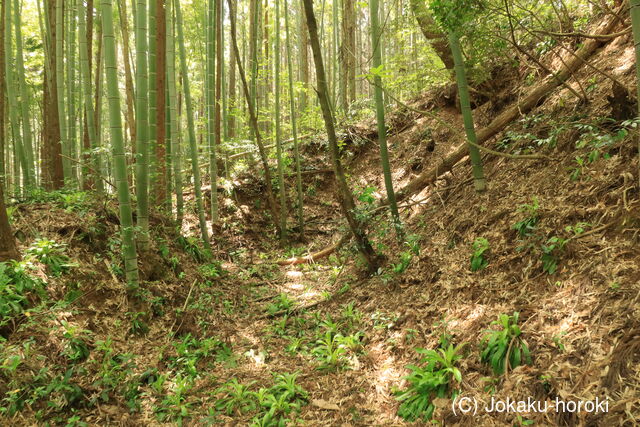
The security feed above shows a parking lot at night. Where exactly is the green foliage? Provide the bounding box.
[26,238,74,276]
[512,197,540,237]
[92,338,139,409]
[61,321,91,363]
[540,236,566,275]
[470,237,490,271]
[126,311,149,336]
[177,236,211,262]
[394,343,464,421]
[392,234,420,274]
[0,261,45,326]
[215,379,258,415]
[168,334,228,378]
[154,373,194,424]
[480,312,531,376]
[429,0,480,32]
[266,293,294,315]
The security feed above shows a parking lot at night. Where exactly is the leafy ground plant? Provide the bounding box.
[394,343,465,421]
[480,312,531,375]
[470,237,490,271]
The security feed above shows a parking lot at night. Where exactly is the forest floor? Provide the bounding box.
[2,16,640,427]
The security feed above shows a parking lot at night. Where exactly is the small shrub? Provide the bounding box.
[470,237,490,272]
[26,238,74,276]
[480,312,531,375]
[540,236,566,274]
[512,197,540,237]
[394,343,464,421]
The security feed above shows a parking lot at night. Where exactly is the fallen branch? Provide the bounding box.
[532,26,631,40]
[277,234,351,265]
[386,11,621,205]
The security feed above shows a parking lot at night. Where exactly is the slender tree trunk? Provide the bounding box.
[227,0,236,138]
[340,0,356,111]
[0,0,5,190]
[284,0,304,238]
[228,0,281,233]
[274,0,287,239]
[176,0,210,248]
[93,22,104,188]
[81,0,94,190]
[5,0,30,191]
[301,0,379,272]
[42,0,64,190]
[117,0,136,152]
[369,0,402,238]
[449,31,486,192]
[408,0,453,70]
[298,2,309,114]
[56,0,69,182]
[14,0,35,187]
[66,0,78,185]
[78,0,104,194]
[0,180,18,261]
[206,0,217,222]
[148,0,158,204]
[631,0,640,188]
[155,0,167,205]
[166,0,183,223]
[101,0,139,287]
[135,0,150,250]
[214,0,223,223]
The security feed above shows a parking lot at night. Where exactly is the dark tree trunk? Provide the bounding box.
[42,0,64,190]
[155,0,167,205]
[0,181,18,261]
[301,0,379,272]
[409,0,454,70]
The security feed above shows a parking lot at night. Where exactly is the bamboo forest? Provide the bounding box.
[1,0,640,424]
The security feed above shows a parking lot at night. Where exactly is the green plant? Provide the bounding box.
[512,197,540,237]
[312,330,348,371]
[177,236,211,262]
[127,311,149,336]
[266,293,294,315]
[394,343,464,421]
[392,234,420,274]
[154,373,193,424]
[25,238,74,276]
[215,379,257,415]
[0,261,45,326]
[61,321,91,362]
[480,312,531,375]
[540,236,566,274]
[470,237,490,271]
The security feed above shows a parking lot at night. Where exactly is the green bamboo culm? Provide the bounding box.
[56,0,69,182]
[175,0,211,248]
[78,0,104,194]
[206,0,218,222]
[166,0,183,224]
[448,31,486,192]
[631,0,640,189]
[148,0,158,203]
[135,0,151,251]
[4,0,30,192]
[284,0,304,238]
[274,0,287,240]
[66,0,78,185]
[369,0,403,239]
[13,0,35,187]
[101,0,140,287]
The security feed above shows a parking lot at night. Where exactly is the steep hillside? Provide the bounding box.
[1,12,639,427]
